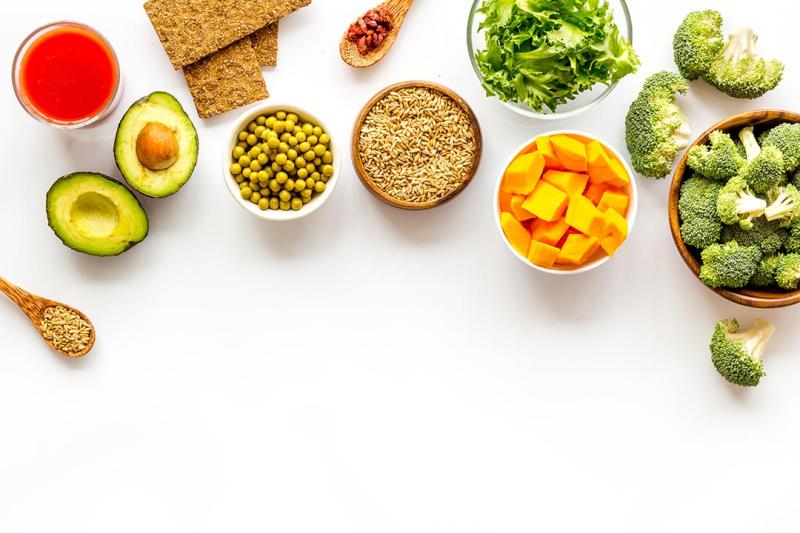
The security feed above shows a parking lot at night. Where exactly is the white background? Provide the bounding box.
[1,1,798,531]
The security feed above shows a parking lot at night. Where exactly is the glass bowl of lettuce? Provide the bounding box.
[468,0,638,120]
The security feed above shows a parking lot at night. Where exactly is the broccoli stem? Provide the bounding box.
[726,319,776,361]
[765,191,796,221]
[739,126,761,162]
[722,28,760,63]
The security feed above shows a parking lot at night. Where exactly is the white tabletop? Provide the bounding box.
[1,0,798,531]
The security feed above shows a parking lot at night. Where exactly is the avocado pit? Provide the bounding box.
[136,121,179,171]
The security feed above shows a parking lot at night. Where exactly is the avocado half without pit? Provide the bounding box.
[46,173,149,257]
[114,91,198,198]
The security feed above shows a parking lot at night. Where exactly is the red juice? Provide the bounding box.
[15,23,119,125]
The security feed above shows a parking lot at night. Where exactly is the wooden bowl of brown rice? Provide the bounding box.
[351,81,482,210]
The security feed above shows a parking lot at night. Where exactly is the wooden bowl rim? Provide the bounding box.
[350,80,483,210]
[668,109,800,309]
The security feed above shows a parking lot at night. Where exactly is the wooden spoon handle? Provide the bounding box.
[384,0,413,20]
[0,277,44,322]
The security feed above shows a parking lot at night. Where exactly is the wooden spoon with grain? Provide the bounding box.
[0,277,95,358]
[340,0,414,68]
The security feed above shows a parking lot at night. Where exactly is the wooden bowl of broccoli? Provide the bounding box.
[669,109,800,308]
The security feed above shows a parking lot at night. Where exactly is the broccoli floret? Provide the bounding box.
[705,27,784,99]
[710,318,775,387]
[672,10,724,80]
[751,254,783,287]
[761,123,800,173]
[699,241,762,288]
[687,130,745,181]
[785,223,800,254]
[738,127,785,193]
[625,71,691,179]
[720,217,788,255]
[775,253,800,290]
[764,184,800,226]
[792,171,800,189]
[715,175,766,229]
[678,175,723,248]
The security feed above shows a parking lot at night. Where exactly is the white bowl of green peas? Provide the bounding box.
[223,103,340,221]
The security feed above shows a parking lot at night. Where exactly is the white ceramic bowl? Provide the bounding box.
[223,103,340,221]
[494,130,638,275]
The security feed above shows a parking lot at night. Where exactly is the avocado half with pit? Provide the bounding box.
[114,91,198,198]
[46,173,149,257]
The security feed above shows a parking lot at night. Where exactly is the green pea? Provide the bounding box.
[306,163,316,174]
[313,126,322,137]
[296,133,307,143]
[254,126,266,137]
[247,121,257,132]
[239,156,251,167]
[276,172,289,184]
[232,146,245,159]
[250,145,262,156]
[237,142,248,150]
[269,198,279,210]
[280,132,291,142]
[313,144,326,157]
[273,121,285,134]
[306,177,315,189]
[241,187,253,199]
[308,135,318,146]
[319,133,330,145]
[265,117,276,128]
[278,201,289,211]
[302,123,314,136]
[250,192,261,203]
[323,152,333,164]
[276,111,287,120]
[260,131,270,141]
[258,198,269,210]
[257,170,269,181]
[256,115,266,125]
[246,134,258,146]
[286,113,298,123]
[234,174,244,184]
[297,168,309,180]
[267,137,280,149]
[286,149,297,161]
[311,172,321,181]
[269,179,281,192]
[279,143,289,153]
[302,196,311,204]
[295,157,306,168]
[285,179,295,192]
[314,181,326,193]
[284,161,296,173]
[242,168,252,179]
[230,163,242,175]
[301,188,313,199]
[322,165,334,178]
[301,151,314,162]
[275,153,288,165]
[250,161,262,172]
[284,120,296,132]
[239,182,249,190]
[288,136,298,147]
[291,198,303,210]
[294,179,306,192]
[238,131,248,142]
[258,153,268,165]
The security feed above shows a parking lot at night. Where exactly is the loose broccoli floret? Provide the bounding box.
[775,253,800,290]
[738,127,785,193]
[792,171,800,189]
[764,184,800,226]
[705,27,784,99]
[720,217,788,255]
[761,123,800,173]
[715,175,766,229]
[750,254,783,287]
[710,318,775,387]
[672,10,724,80]
[686,130,745,181]
[678,175,723,248]
[625,71,691,179]
[699,241,762,288]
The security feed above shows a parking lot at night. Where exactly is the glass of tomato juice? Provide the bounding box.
[12,21,122,129]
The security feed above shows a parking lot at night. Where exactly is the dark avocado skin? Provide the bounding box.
[114,91,199,198]
[46,172,149,257]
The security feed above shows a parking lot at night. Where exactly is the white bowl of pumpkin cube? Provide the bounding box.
[224,104,340,221]
[495,131,638,274]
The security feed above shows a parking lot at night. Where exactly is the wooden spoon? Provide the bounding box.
[0,277,95,358]
[340,0,414,68]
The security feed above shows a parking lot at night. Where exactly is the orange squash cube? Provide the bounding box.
[597,191,629,214]
[600,235,625,256]
[557,234,600,266]
[510,195,535,221]
[602,208,628,240]
[498,191,514,213]
[500,212,531,256]
[583,182,609,205]
[527,240,560,269]
[550,135,588,172]
[521,181,568,222]
[535,136,566,170]
[541,170,589,198]
[501,152,545,195]
[565,195,606,238]
[530,218,570,247]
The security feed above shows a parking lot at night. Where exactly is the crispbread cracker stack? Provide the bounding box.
[183,39,269,119]
[251,24,279,67]
[144,0,310,69]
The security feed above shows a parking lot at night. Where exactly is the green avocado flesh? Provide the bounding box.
[46,173,149,257]
[114,91,198,198]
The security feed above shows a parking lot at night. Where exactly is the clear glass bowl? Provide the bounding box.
[467,0,634,120]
